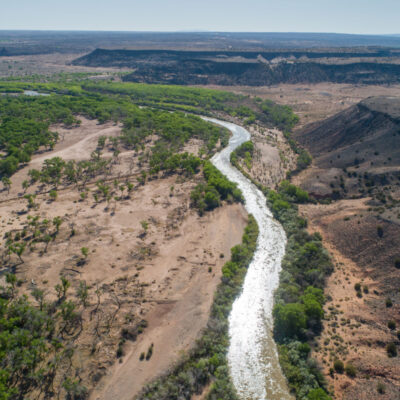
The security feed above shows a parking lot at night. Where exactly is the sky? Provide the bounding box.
[0,0,399,34]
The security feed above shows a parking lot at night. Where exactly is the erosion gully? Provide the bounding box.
[204,117,292,400]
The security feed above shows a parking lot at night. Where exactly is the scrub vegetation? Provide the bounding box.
[267,182,333,399]
[0,274,89,399]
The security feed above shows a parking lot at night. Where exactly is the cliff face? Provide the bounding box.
[73,49,400,86]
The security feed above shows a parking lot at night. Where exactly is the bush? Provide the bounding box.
[386,342,397,357]
[273,303,306,341]
[377,225,384,238]
[307,388,332,400]
[191,161,243,213]
[333,359,344,373]
[388,320,396,330]
[49,189,58,201]
[377,382,386,394]
[386,298,393,308]
[345,363,357,377]
[279,180,309,203]
[395,258,400,269]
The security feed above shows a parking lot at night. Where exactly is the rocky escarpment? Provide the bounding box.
[72,48,400,86]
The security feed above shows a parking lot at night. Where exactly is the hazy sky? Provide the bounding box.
[0,0,399,34]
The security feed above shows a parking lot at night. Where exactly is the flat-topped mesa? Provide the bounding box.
[72,49,400,86]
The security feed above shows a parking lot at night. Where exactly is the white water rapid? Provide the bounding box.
[205,118,293,400]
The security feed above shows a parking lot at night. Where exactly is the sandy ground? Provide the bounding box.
[0,118,248,399]
[90,202,246,400]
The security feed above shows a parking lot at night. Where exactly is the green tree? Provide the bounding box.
[76,281,89,308]
[0,156,18,176]
[52,216,63,234]
[55,276,70,301]
[273,303,306,341]
[1,176,11,194]
[81,247,89,259]
[8,242,26,263]
[307,388,332,400]
[31,288,45,311]
[22,179,29,193]
[49,189,58,201]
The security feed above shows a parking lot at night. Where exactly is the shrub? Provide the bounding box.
[377,382,386,394]
[116,342,124,358]
[388,320,396,330]
[273,303,306,341]
[49,189,58,201]
[345,363,357,377]
[145,343,153,360]
[307,388,332,400]
[191,161,243,213]
[354,282,361,292]
[386,342,397,357]
[377,225,384,238]
[81,247,89,259]
[386,298,393,308]
[395,259,400,269]
[333,359,344,373]
[279,180,309,203]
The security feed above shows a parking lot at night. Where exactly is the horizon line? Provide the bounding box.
[0,29,399,36]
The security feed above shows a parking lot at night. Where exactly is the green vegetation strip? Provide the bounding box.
[232,143,333,399]
[137,215,258,400]
[267,183,333,400]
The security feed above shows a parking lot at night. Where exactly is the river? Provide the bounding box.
[204,118,292,400]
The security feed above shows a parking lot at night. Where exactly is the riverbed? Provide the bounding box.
[205,118,292,400]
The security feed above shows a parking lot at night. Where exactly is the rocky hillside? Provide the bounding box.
[294,97,400,198]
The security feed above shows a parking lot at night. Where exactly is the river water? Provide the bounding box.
[204,118,292,400]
